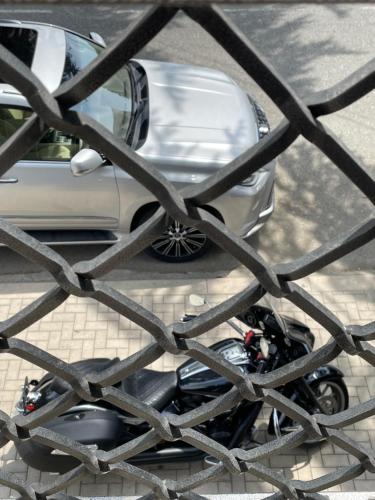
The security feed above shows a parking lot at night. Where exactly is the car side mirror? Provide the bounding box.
[70,149,105,177]
[89,32,106,47]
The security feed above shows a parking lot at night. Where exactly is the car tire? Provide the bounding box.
[137,208,211,263]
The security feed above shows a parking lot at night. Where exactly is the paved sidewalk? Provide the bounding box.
[0,269,374,497]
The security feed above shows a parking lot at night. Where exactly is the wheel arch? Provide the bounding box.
[130,202,224,232]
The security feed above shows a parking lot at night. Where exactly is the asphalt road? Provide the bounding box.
[0,3,373,281]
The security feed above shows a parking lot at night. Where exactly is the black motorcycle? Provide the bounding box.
[15,295,348,473]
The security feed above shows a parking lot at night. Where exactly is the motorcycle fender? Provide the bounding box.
[304,365,344,385]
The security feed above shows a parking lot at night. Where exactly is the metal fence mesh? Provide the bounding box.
[0,3,374,499]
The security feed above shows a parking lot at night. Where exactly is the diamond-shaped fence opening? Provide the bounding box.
[0,2,374,499]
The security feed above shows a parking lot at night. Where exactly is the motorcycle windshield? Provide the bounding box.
[263,295,290,338]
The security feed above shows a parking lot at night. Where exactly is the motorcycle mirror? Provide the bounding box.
[189,294,206,307]
[264,295,289,338]
[204,455,221,466]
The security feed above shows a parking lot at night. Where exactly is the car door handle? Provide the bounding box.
[0,177,18,183]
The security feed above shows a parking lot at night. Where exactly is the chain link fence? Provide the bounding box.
[0,2,374,499]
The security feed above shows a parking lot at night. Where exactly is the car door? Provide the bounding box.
[0,107,119,232]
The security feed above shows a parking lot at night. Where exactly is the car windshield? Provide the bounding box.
[62,31,133,141]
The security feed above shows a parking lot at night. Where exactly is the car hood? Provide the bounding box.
[137,60,258,168]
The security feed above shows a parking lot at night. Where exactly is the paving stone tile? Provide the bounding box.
[80,483,109,497]
[270,454,296,468]
[108,483,123,496]
[322,454,350,467]
[367,377,375,396]
[354,480,375,491]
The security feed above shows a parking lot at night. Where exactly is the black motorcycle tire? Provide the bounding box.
[304,376,349,444]
[270,376,349,445]
[311,376,349,411]
[15,439,80,473]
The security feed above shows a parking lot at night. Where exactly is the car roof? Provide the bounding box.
[0,19,102,101]
[0,19,100,47]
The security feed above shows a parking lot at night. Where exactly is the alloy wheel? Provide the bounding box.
[151,220,207,260]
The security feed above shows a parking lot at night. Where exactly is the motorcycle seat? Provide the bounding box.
[121,369,177,411]
[50,358,120,395]
[49,358,177,411]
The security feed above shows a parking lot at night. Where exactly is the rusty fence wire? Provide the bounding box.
[0,3,374,499]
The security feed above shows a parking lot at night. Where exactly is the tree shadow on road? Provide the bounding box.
[253,137,374,272]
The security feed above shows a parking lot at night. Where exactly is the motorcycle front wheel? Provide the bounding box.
[309,378,349,416]
[270,376,349,444]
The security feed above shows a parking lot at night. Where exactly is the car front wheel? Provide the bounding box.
[138,210,211,263]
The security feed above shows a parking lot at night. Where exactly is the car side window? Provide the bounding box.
[0,27,38,73]
[0,107,85,161]
[25,128,84,161]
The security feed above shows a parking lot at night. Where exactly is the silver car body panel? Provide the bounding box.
[2,160,119,230]
[0,21,275,240]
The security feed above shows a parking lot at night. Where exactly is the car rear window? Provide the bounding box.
[0,27,38,69]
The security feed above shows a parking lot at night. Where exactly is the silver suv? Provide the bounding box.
[0,21,275,262]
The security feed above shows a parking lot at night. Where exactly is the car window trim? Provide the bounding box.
[16,159,71,164]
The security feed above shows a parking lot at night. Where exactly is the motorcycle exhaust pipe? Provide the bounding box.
[204,455,221,466]
[130,445,203,464]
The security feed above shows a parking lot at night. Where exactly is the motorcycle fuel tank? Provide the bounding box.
[178,338,249,397]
